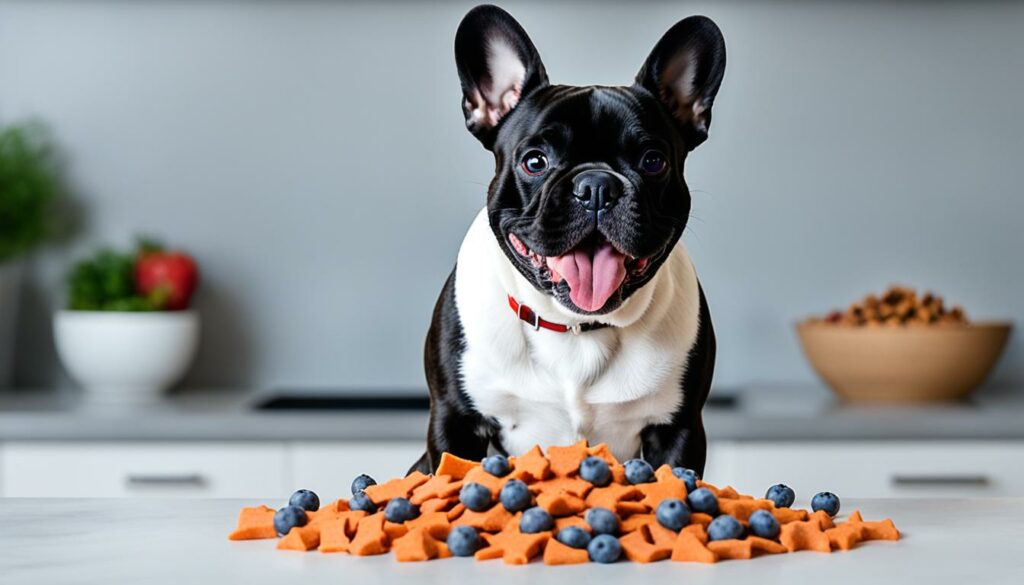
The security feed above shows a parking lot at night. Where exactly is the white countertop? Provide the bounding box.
[2,498,1021,584]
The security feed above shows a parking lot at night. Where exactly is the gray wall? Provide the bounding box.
[3,0,1022,392]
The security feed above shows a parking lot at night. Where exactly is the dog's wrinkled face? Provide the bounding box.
[455,6,726,315]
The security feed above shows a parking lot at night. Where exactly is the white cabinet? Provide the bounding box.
[707,440,1024,500]
[289,441,425,498]
[1,442,288,498]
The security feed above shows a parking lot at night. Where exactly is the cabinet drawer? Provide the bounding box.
[712,441,1024,500]
[290,441,424,496]
[1,442,288,498]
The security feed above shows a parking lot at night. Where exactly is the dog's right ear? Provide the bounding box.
[455,5,548,150]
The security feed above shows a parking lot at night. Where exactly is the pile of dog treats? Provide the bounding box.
[228,441,899,564]
[809,284,967,327]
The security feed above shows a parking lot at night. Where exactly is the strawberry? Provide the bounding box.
[134,240,199,310]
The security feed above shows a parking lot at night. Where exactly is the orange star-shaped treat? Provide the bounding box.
[718,498,773,522]
[584,484,642,511]
[537,492,587,516]
[846,510,900,541]
[405,511,452,540]
[546,440,589,477]
[620,513,656,533]
[671,531,718,563]
[435,452,480,480]
[419,497,457,514]
[748,536,788,555]
[452,504,513,532]
[772,507,809,524]
[318,515,358,553]
[690,512,714,527]
[825,523,864,550]
[392,527,452,562]
[586,443,619,465]
[228,505,277,540]
[349,512,390,556]
[363,471,431,506]
[474,527,551,565]
[462,465,509,498]
[277,524,320,551]
[717,486,740,499]
[409,474,463,505]
[808,509,836,530]
[779,519,832,553]
[529,477,593,499]
[543,537,589,565]
[682,523,709,544]
[636,472,687,510]
[707,539,753,560]
[510,445,550,482]
[645,522,679,549]
[384,521,409,540]
[620,527,671,563]
[554,515,589,532]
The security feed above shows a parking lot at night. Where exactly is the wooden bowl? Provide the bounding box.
[796,321,1012,402]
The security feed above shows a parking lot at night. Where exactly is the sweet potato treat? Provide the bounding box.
[231,442,899,564]
[807,284,968,327]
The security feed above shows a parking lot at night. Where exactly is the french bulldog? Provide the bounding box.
[412,5,725,476]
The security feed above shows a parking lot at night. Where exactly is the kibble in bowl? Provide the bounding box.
[798,286,1011,402]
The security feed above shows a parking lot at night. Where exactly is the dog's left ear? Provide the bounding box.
[635,16,726,150]
[455,5,549,150]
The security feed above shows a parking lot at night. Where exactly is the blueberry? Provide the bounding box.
[447,525,480,557]
[585,507,619,535]
[348,491,377,513]
[578,456,612,487]
[708,514,745,541]
[351,474,376,496]
[811,491,841,517]
[273,505,308,536]
[519,507,554,533]
[765,484,795,508]
[482,454,511,477]
[655,498,691,531]
[687,487,719,515]
[499,479,532,512]
[672,467,698,493]
[623,459,655,484]
[556,526,592,549]
[288,489,320,512]
[384,497,419,523]
[459,482,493,512]
[587,534,622,563]
[748,509,780,539]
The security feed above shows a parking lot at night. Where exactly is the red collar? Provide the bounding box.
[507,294,609,334]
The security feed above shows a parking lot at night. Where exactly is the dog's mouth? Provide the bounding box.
[508,232,653,313]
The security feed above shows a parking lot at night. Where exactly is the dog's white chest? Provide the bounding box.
[453,209,701,461]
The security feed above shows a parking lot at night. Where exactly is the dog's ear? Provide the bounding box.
[635,16,726,150]
[455,5,548,149]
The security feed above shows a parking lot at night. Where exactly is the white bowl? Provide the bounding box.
[54,310,200,406]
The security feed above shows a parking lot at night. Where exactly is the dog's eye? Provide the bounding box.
[521,151,549,176]
[640,150,668,175]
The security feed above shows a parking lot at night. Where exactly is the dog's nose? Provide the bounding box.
[572,170,621,213]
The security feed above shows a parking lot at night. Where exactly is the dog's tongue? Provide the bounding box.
[547,242,627,312]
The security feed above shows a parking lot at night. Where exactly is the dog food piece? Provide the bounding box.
[482,454,512,477]
[717,486,740,500]
[445,503,467,521]
[810,285,969,327]
[585,484,643,511]
[463,466,509,498]
[511,445,551,482]
[277,524,321,551]
[620,529,671,563]
[748,536,788,555]
[772,507,809,524]
[349,512,390,556]
[318,517,354,553]
[718,498,773,523]
[529,477,593,499]
[229,505,277,540]
[708,539,753,560]
[546,440,589,477]
[671,531,718,563]
[363,471,431,506]
[690,512,714,527]
[765,483,796,508]
[621,513,656,533]
[435,453,479,480]
[554,515,589,532]
[638,473,688,510]
[779,520,832,553]
[586,443,618,465]
[809,509,836,530]
[645,521,680,549]
[537,492,586,517]
[453,504,513,533]
[825,524,864,551]
[309,499,352,526]
[695,480,720,495]
[615,501,649,517]
[543,537,590,565]
[682,523,710,544]
[384,520,409,540]
[418,497,454,514]
[609,464,628,485]
[409,475,462,505]
[403,511,452,540]
[475,527,551,565]
[851,517,900,541]
[392,527,452,562]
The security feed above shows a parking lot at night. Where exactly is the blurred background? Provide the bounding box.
[0,0,1022,502]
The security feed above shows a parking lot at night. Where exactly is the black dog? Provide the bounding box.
[413,5,723,476]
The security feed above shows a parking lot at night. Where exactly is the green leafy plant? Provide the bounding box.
[67,246,169,311]
[0,121,60,263]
